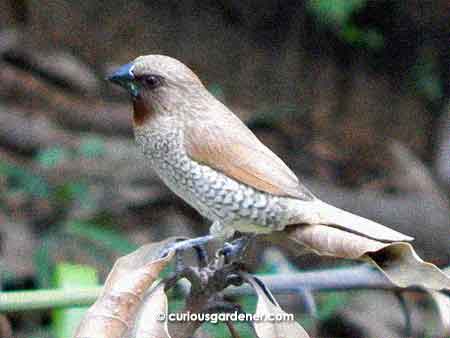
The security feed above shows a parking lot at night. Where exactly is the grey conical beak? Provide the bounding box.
[107,63,140,97]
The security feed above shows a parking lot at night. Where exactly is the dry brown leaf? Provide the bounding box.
[241,272,310,338]
[287,225,450,290]
[366,243,450,290]
[74,238,176,338]
[428,290,450,336]
[287,224,388,259]
[128,282,171,338]
[424,268,450,336]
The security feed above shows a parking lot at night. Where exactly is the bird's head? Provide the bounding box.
[108,54,206,125]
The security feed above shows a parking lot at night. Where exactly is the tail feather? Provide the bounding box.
[291,200,414,243]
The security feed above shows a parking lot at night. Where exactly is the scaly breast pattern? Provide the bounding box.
[134,127,289,233]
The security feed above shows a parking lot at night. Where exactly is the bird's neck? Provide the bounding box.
[132,97,183,159]
[132,97,157,127]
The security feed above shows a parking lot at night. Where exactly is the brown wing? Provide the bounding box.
[184,105,314,201]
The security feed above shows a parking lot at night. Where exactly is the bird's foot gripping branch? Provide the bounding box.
[73,234,450,338]
[73,236,312,338]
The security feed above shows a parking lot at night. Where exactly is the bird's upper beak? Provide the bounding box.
[107,63,140,97]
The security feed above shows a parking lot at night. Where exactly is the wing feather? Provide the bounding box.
[184,106,314,201]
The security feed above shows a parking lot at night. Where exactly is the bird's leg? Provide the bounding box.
[162,235,215,270]
[174,235,216,251]
[209,221,254,263]
[169,221,228,255]
[220,233,255,264]
[164,235,215,255]
[163,222,230,272]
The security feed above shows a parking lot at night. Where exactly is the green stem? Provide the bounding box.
[0,287,102,312]
[2,264,441,313]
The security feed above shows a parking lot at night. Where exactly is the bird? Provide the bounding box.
[108,54,413,256]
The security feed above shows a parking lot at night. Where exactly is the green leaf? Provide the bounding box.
[33,236,57,289]
[316,292,348,320]
[307,0,367,26]
[52,263,99,338]
[308,0,384,51]
[53,181,89,204]
[340,26,384,50]
[21,172,49,198]
[412,49,443,102]
[0,160,49,198]
[35,147,68,169]
[364,29,384,50]
[208,83,226,103]
[239,294,257,313]
[65,220,137,256]
[0,263,16,288]
[78,136,106,158]
[167,296,185,313]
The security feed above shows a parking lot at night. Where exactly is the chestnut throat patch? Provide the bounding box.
[133,98,155,126]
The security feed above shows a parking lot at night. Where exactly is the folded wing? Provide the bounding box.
[184,104,314,201]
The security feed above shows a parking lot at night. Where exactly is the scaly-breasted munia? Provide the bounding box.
[108,55,412,252]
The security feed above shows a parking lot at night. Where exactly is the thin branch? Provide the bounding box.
[226,321,242,338]
[220,265,398,297]
[0,287,102,312]
[0,264,435,313]
[297,288,318,318]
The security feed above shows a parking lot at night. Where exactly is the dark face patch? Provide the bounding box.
[133,97,155,126]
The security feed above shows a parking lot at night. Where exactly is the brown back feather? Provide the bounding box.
[184,103,314,201]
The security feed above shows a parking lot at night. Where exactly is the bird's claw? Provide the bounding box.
[225,272,244,287]
[217,235,253,264]
[162,235,214,268]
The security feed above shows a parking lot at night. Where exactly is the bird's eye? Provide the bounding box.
[141,75,161,90]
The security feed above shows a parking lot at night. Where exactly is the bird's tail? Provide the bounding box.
[288,199,413,243]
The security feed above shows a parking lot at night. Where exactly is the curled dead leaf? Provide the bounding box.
[241,272,311,338]
[128,282,171,338]
[428,290,450,337]
[74,238,176,338]
[422,268,450,336]
[287,224,388,259]
[366,243,450,290]
[287,224,450,290]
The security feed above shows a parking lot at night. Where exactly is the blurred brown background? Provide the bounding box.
[0,1,449,337]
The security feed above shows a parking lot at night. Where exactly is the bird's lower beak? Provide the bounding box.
[107,63,140,97]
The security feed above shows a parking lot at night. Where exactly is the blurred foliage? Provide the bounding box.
[247,105,304,129]
[33,235,56,289]
[65,220,137,256]
[412,49,444,103]
[1,0,449,336]
[35,138,105,170]
[308,0,367,25]
[78,137,106,159]
[0,160,49,199]
[307,0,384,50]
[53,181,89,205]
[33,220,137,290]
[208,83,226,103]
[315,292,348,320]
[35,147,69,169]
[52,263,99,338]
